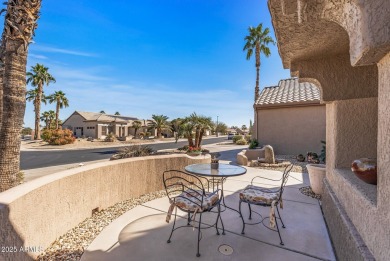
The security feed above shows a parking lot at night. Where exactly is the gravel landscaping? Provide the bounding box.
[252,155,309,173]
[37,190,167,261]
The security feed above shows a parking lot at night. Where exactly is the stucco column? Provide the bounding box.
[326,98,378,170]
[378,52,390,212]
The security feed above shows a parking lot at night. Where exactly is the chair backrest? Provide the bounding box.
[163,170,206,208]
[278,164,293,201]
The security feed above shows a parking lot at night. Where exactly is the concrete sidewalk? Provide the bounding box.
[80,150,335,261]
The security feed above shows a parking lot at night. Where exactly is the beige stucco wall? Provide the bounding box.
[267,1,390,259]
[0,154,210,260]
[62,113,85,133]
[62,113,99,138]
[325,97,382,258]
[256,105,326,155]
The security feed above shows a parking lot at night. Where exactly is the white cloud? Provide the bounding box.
[28,53,48,60]
[30,45,97,57]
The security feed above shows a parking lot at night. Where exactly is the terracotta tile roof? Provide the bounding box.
[255,78,321,106]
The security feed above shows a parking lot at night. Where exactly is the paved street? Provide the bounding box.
[20,137,226,170]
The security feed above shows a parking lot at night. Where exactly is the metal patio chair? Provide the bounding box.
[238,164,293,245]
[163,170,224,257]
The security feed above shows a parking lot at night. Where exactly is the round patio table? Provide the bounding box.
[185,163,247,217]
[185,163,247,178]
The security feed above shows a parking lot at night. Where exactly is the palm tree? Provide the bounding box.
[47,91,69,129]
[170,118,183,143]
[148,114,169,138]
[26,63,56,139]
[243,23,275,101]
[47,110,56,129]
[132,120,142,137]
[100,110,106,114]
[241,125,248,131]
[196,116,212,147]
[183,113,212,148]
[0,0,42,192]
[26,88,47,128]
[40,111,50,129]
[114,111,120,115]
[182,122,195,147]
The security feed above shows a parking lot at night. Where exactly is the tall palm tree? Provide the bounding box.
[26,63,56,139]
[243,23,275,101]
[132,120,142,137]
[47,91,69,129]
[114,111,120,115]
[149,114,169,138]
[100,110,106,114]
[26,88,47,128]
[0,0,42,192]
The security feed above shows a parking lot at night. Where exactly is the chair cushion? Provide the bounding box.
[239,185,280,205]
[171,189,219,212]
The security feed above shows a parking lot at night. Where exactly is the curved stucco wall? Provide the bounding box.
[0,154,210,260]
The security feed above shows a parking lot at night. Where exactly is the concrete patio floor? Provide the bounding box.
[81,159,336,261]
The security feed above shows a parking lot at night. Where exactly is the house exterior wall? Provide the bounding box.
[84,123,97,138]
[256,105,326,155]
[62,114,87,138]
[268,1,390,259]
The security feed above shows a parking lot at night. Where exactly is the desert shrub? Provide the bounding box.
[178,145,189,151]
[17,171,24,184]
[21,127,32,136]
[113,145,155,160]
[244,134,251,142]
[105,132,116,142]
[41,129,53,141]
[232,135,243,143]
[248,139,259,149]
[145,131,151,136]
[42,129,75,145]
[236,138,247,145]
[139,132,145,137]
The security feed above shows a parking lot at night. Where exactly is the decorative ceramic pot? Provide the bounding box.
[351,158,377,185]
[307,164,326,195]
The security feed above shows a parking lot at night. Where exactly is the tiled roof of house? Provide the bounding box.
[77,111,138,122]
[255,78,321,106]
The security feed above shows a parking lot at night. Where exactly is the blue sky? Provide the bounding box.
[20,0,290,128]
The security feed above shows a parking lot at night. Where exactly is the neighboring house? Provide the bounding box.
[253,78,325,155]
[62,111,156,139]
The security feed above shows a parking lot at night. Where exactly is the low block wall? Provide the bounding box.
[0,154,210,260]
